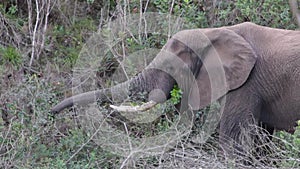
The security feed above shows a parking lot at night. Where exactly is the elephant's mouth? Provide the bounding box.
[284,122,298,134]
[286,126,297,134]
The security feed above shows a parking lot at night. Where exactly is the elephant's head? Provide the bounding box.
[51,23,257,114]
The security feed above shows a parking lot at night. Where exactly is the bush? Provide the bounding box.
[0,0,299,168]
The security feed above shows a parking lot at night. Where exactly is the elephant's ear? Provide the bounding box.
[189,28,257,110]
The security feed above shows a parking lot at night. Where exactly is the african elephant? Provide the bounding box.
[51,22,300,159]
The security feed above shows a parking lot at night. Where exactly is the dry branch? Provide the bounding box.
[27,0,56,67]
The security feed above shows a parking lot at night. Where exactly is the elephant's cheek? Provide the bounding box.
[188,83,201,110]
[148,89,167,103]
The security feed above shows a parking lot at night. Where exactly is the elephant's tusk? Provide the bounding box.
[110,101,157,112]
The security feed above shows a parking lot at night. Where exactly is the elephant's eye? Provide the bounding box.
[164,65,172,72]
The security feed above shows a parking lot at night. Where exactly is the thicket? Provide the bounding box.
[0,0,299,168]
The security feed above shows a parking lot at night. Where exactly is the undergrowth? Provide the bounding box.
[0,0,299,168]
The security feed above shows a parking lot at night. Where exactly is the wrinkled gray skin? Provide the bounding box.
[51,22,300,159]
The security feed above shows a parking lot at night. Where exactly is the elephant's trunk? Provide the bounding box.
[51,88,111,113]
[51,68,176,114]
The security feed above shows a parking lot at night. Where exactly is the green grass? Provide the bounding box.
[0,46,22,67]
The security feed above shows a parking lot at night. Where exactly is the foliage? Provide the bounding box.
[153,0,208,28]
[0,74,121,168]
[276,121,300,156]
[0,0,299,168]
[50,18,97,68]
[150,0,296,29]
[170,84,182,105]
[86,0,95,5]
[7,5,18,15]
[235,0,297,29]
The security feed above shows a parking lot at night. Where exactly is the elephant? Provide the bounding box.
[51,22,300,160]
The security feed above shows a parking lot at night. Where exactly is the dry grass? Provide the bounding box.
[0,0,300,168]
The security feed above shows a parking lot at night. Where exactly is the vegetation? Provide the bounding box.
[0,0,299,168]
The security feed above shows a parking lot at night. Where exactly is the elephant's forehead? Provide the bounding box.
[172,29,211,55]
